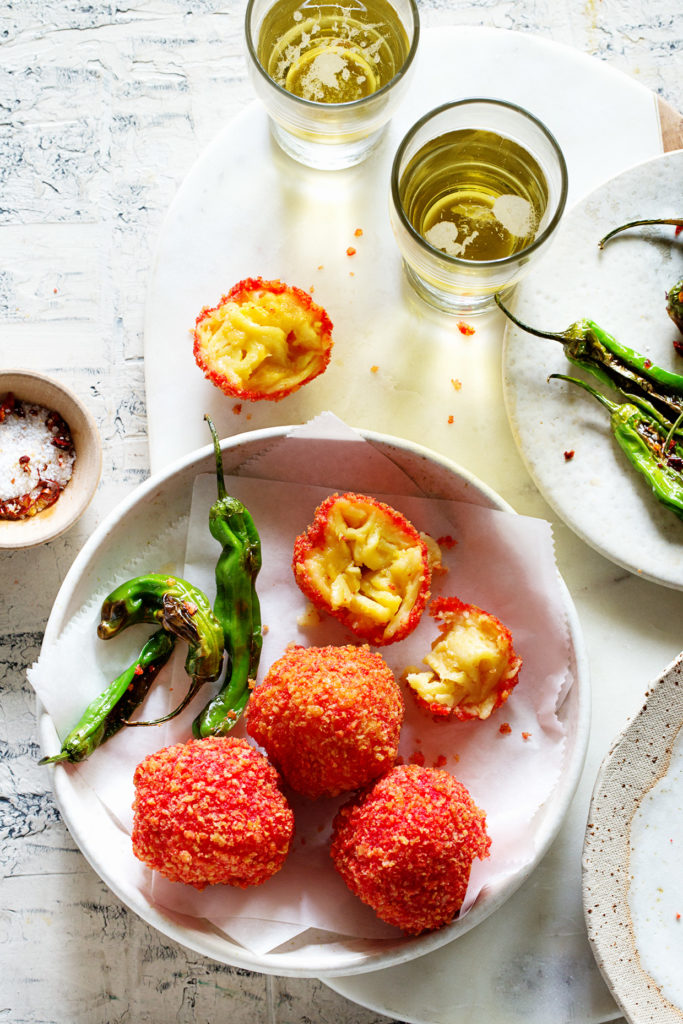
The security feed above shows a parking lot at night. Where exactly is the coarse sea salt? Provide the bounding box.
[0,400,75,508]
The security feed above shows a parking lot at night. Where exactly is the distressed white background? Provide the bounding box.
[1,2,681,1022]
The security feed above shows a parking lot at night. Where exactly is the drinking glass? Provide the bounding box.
[245,0,420,170]
[389,99,568,314]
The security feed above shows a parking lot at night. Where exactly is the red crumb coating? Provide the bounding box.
[292,491,431,646]
[193,277,333,402]
[407,596,522,722]
[330,764,491,934]
[246,645,404,799]
[131,737,294,889]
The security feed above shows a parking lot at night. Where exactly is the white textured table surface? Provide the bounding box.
[1,3,682,1023]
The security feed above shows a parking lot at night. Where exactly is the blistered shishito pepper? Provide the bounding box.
[98,572,224,720]
[550,373,683,522]
[496,295,683,427]
[192,416,262,738]
[597,217,683,338]
[39,629,176,765]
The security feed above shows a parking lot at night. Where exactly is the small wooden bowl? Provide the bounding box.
[0,370,102,549]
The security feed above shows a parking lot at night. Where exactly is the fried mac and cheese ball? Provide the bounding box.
[131,737,294,889]
[193,277,333,401]
[246,644,404,799]
[330,764,491,934]
[292,492,431,646]
[406,597,522,721]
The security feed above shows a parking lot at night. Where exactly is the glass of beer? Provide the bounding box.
[245,0,420,170]
[389,99,568,314]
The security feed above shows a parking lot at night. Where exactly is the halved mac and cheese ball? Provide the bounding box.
[406,597,522,721]
[292,492,431,646]
[193,277,333,401]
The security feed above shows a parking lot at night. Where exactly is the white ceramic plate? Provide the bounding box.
[503,151,683,590]
[38,427,589,978]
[583,651,683,1023]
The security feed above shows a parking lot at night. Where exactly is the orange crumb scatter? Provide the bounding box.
[292,491,432,646]
[564,449,575,461]
[131,737,294,890]
[233,403,242,415]
[370,365,379,373]
[457,321,475,336]
[330,765,491,935]
[522,731,531,741]
[447,415,454,424]
[499,722,512,734]
[451,378,462,391]
[354,228,363,237]
[406,596,522,722]
[246,644,404,799]
[346,247,356,257]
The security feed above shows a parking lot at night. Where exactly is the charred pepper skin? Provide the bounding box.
[39,629,176,765]
[192,416,263,738]
[99,572,224,719]
[550,373,683,522]
[496,295,683,428]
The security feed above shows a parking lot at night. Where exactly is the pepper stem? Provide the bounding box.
[204,414,227,502]
[548,372,618,412]
[494,294,568,342]
[598,218,683,249]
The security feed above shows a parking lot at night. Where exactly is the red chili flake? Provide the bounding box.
[436,534,456,549]
[232,403,242,415]
[499,722,512,735]
[457,321,475,336]
[346,247,356,257]
[447,414,454,424]
[354,228,363,237]
[434,754,447,768]
[644,358,653,369]
[522,731,531,741]
[134,665,144,676]
[564,449,575,461]
[677,912,681,920]
[409,750,425,766]
[676,225,682,236]
[451,378,462,391]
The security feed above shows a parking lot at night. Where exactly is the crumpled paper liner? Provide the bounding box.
[29,413,572,956]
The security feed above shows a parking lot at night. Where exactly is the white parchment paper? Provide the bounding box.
[29,414,572,954]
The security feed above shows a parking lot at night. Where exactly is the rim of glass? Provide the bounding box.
[244,0,421,112]
[390,98,569,269]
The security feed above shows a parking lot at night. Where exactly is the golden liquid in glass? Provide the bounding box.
[257,0,410,103]
[399,129,549,261]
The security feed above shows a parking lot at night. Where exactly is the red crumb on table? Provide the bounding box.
[232,403,242,414]
[457,321,475,336]
[436,535,456,549]
[330,765,491,935]
[522,731,532,741]
[451,378,462,391]
[246,644,404,799]
[434,754,447,768]
[354,228,363,237]
[447,415,454,424]
[131,737,294,890]
[499,722,511,735]
[409,751,426,766]
[564,449,575,461]
[346,247,356,257]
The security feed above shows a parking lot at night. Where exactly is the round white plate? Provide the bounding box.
[583,651,683,1023]
[38,427,589,978]
[503,151,683,590]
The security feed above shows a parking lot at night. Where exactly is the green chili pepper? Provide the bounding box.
[597,217,683,338]
[496,294,683,427]
[192,416,262,738]
[98,572,224,720]
[550,373,683,522]
[39,629,176,765]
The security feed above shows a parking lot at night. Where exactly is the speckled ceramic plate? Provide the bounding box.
[503,151,683,590]
[37,426,589,978]
[583,651,683,1023]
